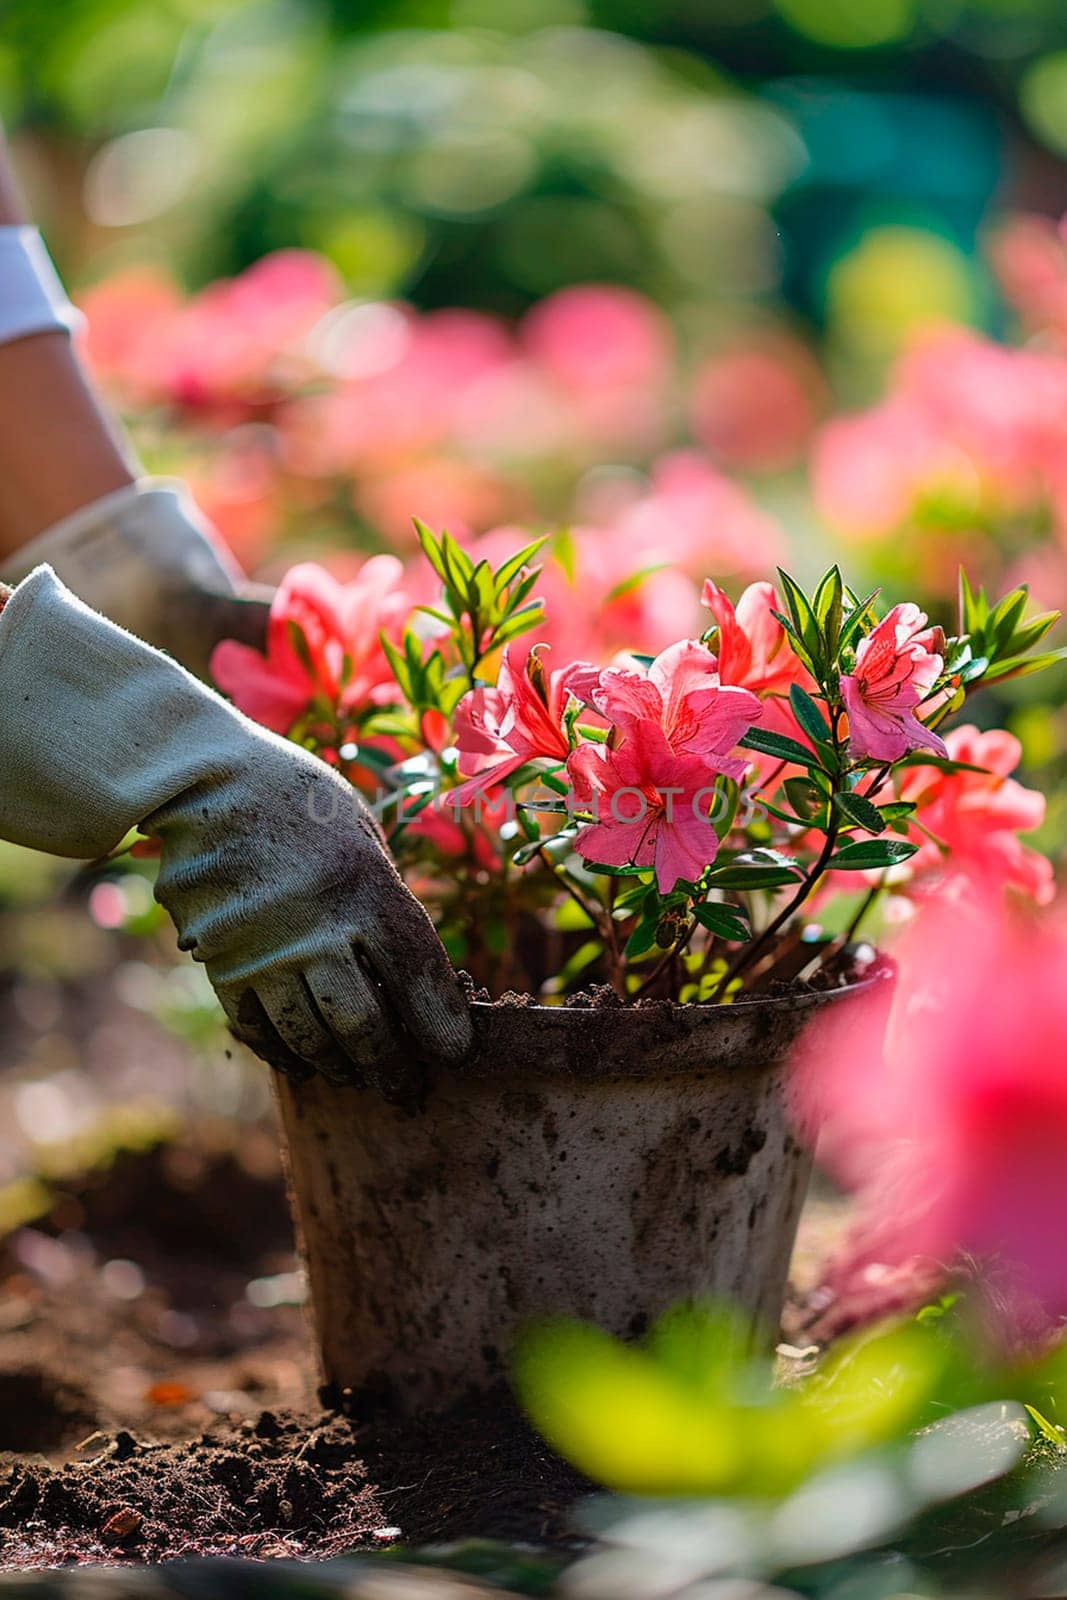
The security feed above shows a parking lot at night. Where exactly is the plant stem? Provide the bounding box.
[838,877,884,951]
[708,817,841,1000]
[708,704,846,1002]
[537,848,626,996]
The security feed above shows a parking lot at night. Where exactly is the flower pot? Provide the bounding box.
[275,964,891,1413]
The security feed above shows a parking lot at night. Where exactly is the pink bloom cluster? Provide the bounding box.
[79,256,792,589]
[899,726,1054,905]
[564,645,762,891]
[212,559,407,735]
[813,325,1067,597]
[80,253,341,416]
[452,622,776,893]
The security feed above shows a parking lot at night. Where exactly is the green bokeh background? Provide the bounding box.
[3,0,1066,337]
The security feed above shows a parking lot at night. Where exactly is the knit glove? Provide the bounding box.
[0,567,471,1089]
[0,478,271,678]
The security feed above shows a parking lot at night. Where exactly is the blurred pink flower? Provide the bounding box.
[211,557,407,733]
[796,897,1067,1320]
[989,212,1067,340]
[454,646,594,802]
[567,722,728,893]
[610,451,786,576]
[589,641,761,779]
[812,328,1067,564]
[78,266,184,406]
[841,603,948,763]
[899,725,1053,905]
[520,284,673,453]
[812,401,954,541]
[166,250,341,413]
[689,332,826,474]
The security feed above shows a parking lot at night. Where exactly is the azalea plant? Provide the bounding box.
[213,528,1064,1003]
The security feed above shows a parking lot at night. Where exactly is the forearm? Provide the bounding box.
[0,131,136,559]
[0,334,136,558]
[0,581,11,615]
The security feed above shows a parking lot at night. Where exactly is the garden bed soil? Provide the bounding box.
[0,1133,587,1568]
[0,1397,585,1568]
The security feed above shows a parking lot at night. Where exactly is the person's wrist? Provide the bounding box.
[0,582,11,615]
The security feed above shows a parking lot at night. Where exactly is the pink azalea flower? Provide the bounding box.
[567,721,730,893]
[899,725,1054,905]
[700,579,806,698]
[796,897,1067,1322]
[841,603,949,763]
[211,558,407,734]
[453,647,595,803]
[588,640,762,779]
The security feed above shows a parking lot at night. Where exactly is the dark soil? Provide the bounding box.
[0,1135,586,1569]
[0,1396,585,1568]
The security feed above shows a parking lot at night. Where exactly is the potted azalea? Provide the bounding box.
[213,531,1063,1409]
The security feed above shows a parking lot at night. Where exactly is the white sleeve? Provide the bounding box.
[0,225,85,345]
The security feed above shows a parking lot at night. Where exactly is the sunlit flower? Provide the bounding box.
[841,603,948,763]
[589,640,761,778]
[700,579,805,698]
[453,646,594,802]
[567,722,728,893]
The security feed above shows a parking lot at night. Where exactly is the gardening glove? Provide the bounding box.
[0,478,272,679]
[0,566,472,1089]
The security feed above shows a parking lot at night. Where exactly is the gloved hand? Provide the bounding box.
[0,478,271,678]
[0,566,472,1089]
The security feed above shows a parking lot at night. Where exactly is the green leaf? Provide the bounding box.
[839,588,881,653]
[783,775,827,823]
[492,603,546,648]
[1005,609,1059,655]
[990,586,1029,651]
[605,564,669,603]
[379,632,412,699]
[1026,1404,1067,1448]
[789,683,831,745]
[625,917,662,959]
[830,838,919,871]
[834,791,886,835]
[413,518,449,585]
[777,568,821,662]
[493,537,549,591]
[585,861,649,878]
[440,529,475,588]
[982,646,1067,684]
[894,752,990,776]
[813,565,844,653]
[692,902,751,942]
[958,567,988,635]
[707,863,803,889]
[739,728,820,770]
